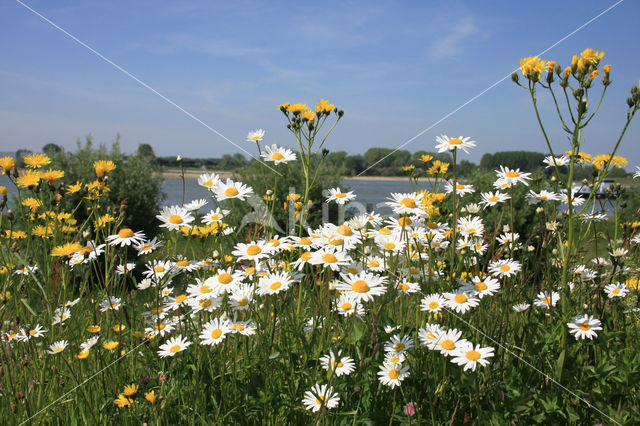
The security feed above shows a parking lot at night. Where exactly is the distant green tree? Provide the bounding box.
[42,143,63,156]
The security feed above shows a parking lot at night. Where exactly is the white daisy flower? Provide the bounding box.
[450,342,494,371]
[183,198,208,211]
[247,129,265,142]
[156,205,195,231]
[202,208,230,225]
[198,172,220,190]
[319,350,356,377]
[420,294,446,313]
[325,187,356,204]
[302,384,340,412]
[200,318,233,346]
[604,283,629,298]
[106,228,146,247]
[443,291,480,314]
[335,271,388,302]
[158,335,191,357]
[435,134,476,154]
[377,362,410,388]
[533,291,560,309]
[567,314,602,340]
[213,178,254,201]
[260,144,296,164]
[47,340,69,355]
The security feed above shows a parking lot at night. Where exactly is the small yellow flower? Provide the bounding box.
[103,341,119,351]
[602,64,611,77]
[402,165,415,172]
[113,324,126,333]
[123,384,138,397]
[286,103,308,114]
[67,181,82,193]
[41,169,65,185]
[51,242,83,257]
[420,154,433,163]
[520,56,547,80]
[580,48,604,66]
[315,99,335,114]
[145,390,157,404]
[76,350,90,359]
[0,186,6,197]
[428,160,449,175]
[93,160,116,178]
[22,198,42,212]
[301,110,316,123]
[114,394,133,408]
[278,102,290,111]
[23,153,51,169]
[94,213,115,228]
[16,170,42,188]
[0,156,16,174]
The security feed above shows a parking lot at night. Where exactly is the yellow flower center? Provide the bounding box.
[369,260,380,267]
[29,329,37,336]
[612,289,620,295]
[299,238,312,245]
[336,225,352,236]
[246,245,262,256]
[488,196,500,203]
[269,239,280,246]
[428,301,439,310]
[224,187,239,197]
[351,280,370,293]
[331,360,344,368]
[335,192,347,198]
[341,302,353,310]
[218,273,233,284]
[271,152,284,161]
[233,323,245,331]
[579,322,591,331]
[456,184,465,190]
[169,344,181,353]
[151,307,163,314]
[118,228,134,238]
[505,171,520,178]
[322,253,338,263]
[200,299,212,307]
[237,298,249,306]
[176,260,189,267]
[211,329,222,339]
[465,350,481,361]
[400,198,416,208]
[155,323,166,331]
[175,294,187,303]
[449,138,463,145]
[394,343,405,352]
[301,251,312,261]
[454,293,468,304]
[388,369,400,379]
[203,180,213,187]
[398,217,412,226]
[398,283,410,291]
[500,265,511,272]
[441,340,456,350]
[199,285,212,294]
[474,282,488,291]
[169,215,183,224]
[384,242,396,250]
[154,266,165,273]
[270,281,282,290]
[141,244,152,251]
[379,227,391,235]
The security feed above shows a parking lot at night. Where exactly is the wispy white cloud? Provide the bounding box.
[429,15,479,59]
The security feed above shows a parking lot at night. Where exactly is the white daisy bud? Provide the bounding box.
[536,207,544,213]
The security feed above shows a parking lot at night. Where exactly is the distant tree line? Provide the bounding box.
[10,145,631,178]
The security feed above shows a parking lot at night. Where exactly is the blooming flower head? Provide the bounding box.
[495,166,531,187]
[261,144,296,165]
[450,342,494,371]
[200,317,233,346]
[302,384,340,412]
[604,283,629,298]
[534,291,560,309]
[435,135,476,154]
[247,129,265,142]
[213,178,254,202]
[336,271,388,302]
[325,187,356,205]
[488,259,521,278]
[520,56,547,80]
[158,335,191,357]
[93,160,116,177]
[23,153,51,169]
[106,228,146,247]
[47,340,68,355]
[319,351,356,377]
[377,362,410,388]
[156,206,195,231]
[567,314,602,340]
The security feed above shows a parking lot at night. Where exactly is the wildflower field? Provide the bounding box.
[2,50,640,424]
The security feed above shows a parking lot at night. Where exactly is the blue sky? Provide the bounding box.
[1,0,639,166]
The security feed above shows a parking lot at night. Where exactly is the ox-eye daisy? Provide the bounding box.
[325,187,356,204]
[157,205,195,231]
[444,291,479,314]
[567,315,602,340]
[384,335,414,355]
[450,342,494,371]
[319,351,356,377]
[158,335,191,357]
[435,134,476,154]
[488,259,521,278]
[198,172,220,190]
[302,384,340,412]
[200,318,233,346]
[213,179,254,201]
[335,271,388,302]
[48,340,69,355]
[420,293,446,313]
[604,283,629,298]
[107,228,146,247]
[232,241,272,262]
[377,362,410,388]
[261,144,296,164]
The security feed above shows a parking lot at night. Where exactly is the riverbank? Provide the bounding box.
[161,170,432,182]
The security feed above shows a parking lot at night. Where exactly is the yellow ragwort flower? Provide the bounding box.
[16,170,42,188]
[23,153,51,169]
[420,154,433,163]
[145,390,157,404]
[123,384,138,397]
[41,169,65,185]
[0,156,16,174]
[93,160,116,178]
[301,110,316,123]
[286,103,308,114]
[580,48,604,66]
[51,241,82,257]
[114,394,133,408]
[520,56,547,80]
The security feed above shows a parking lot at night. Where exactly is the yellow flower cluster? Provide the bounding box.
[94,160,116,178]
[520,56,547,81]
[592,154,628,170]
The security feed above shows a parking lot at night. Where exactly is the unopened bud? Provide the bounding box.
[364,246,372,255]
[627,97,635,108]
[536,207,544,214]
[266,189,273,195]
[176,155,182,162]
[527,245,535,252]
[211,250,219,259]
[511,72,519,83]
